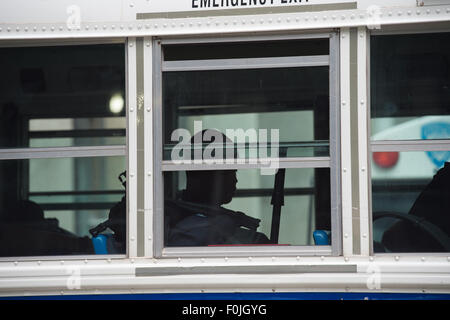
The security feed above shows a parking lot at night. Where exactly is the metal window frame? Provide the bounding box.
[162,55,330,72]
[0,39,128,262]
[153,32,341,258]
[368,28,450,256]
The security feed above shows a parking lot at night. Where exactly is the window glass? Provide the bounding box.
[163,39,329,61]
[372,152,450,253]
[371,32,450,253]
[0,44,126,149]
[0,156,126,257]
[163,67,330,160]
[164,168,331,247]
[371,33,450,140]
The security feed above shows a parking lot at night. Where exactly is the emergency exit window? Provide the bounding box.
[154,34,340,256]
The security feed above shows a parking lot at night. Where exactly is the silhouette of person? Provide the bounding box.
[381,162,450,252]
[165,130,270,246]
[0,200,94,256]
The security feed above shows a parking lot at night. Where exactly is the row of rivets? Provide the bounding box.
[4,256,450,269]
[1,8,449,34]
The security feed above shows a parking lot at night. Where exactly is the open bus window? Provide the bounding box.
[157,36,339,253]
[370,32,450,253]
[0,43,126,257]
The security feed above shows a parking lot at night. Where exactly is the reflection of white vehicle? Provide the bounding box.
[371,116,450,251]
[371,116,450,178]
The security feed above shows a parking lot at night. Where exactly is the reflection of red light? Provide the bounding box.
[373,152,399,168]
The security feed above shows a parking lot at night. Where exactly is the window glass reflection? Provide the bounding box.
[164,168,331,247]
[0,156,126,257]
[0,44,125,149]
[371,33,450,140]
[163,67,330,160]
[372,152,450,252]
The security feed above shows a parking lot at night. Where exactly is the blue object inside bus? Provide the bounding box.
[92,234,121,254]
[93,230,332,254]
[313,230,330,245]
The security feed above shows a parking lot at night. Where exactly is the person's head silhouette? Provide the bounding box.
[181,129,237,206]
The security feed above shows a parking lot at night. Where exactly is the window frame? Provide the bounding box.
[0,39,128,261]
[368,28,450,255]
[152,32,342,258]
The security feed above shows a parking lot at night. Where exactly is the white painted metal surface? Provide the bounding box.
[0,1,449,40]
[143,37,154,258]
[340,27,353,257]
[0,0,449,298]
[127,37,138,258]
[357,26,370,256]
